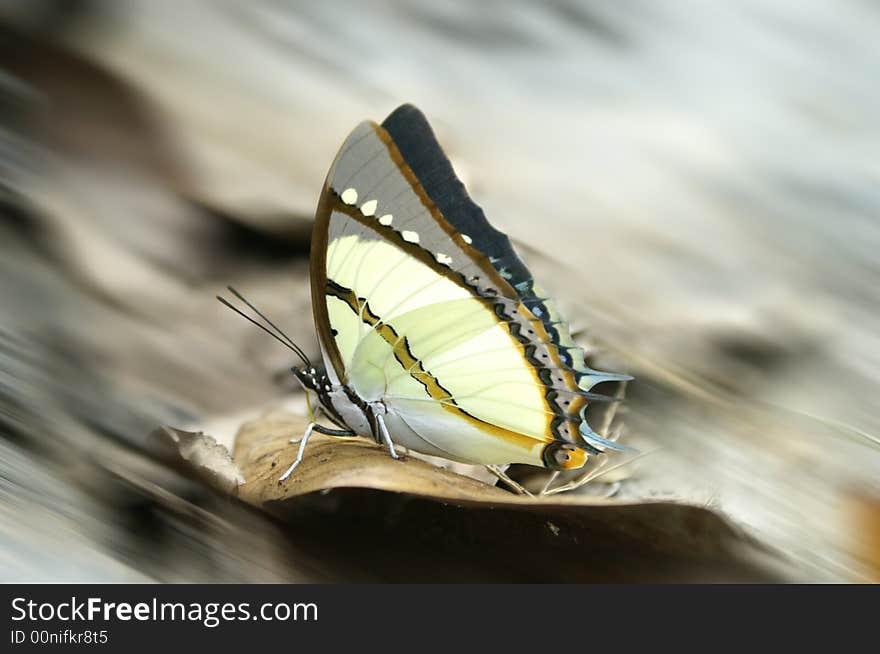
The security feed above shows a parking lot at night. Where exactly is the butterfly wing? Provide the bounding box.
[311,105,629,468]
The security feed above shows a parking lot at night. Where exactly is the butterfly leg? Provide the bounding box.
[539,471,561,495]
[279,423,357,482]
[486,465,533,497]
[541,448,655,496]
[279,423,315,481]
[374,413,402,460]
[288,423,355,443]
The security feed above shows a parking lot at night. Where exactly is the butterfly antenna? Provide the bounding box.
[217,287,311,367]
[225,286,303,352]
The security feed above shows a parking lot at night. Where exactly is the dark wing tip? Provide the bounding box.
[382,103,429,127]
[380,103,533,294]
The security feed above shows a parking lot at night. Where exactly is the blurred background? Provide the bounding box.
[1,0,879,582]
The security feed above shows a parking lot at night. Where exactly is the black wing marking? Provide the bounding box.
[382,104,533,296]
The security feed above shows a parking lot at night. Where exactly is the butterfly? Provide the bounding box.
[223,105,631,489]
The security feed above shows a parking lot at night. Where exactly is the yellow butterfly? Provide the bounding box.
[225,105,631,488]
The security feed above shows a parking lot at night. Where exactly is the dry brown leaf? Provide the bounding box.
[149,426,244,494]
[209,410,784,581]
[150,410,789,581]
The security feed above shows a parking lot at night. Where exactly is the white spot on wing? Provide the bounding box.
[341,188,358,205]
[378,214,393,226]
[435,252,453,265]
[461,234,473,244]
[361,199,377,216]
[401,230,420,244]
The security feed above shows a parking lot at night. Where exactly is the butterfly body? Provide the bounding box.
[298,105,630,473]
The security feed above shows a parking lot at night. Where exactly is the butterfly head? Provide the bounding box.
[292,365,332,396]
[291,364,347,424]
